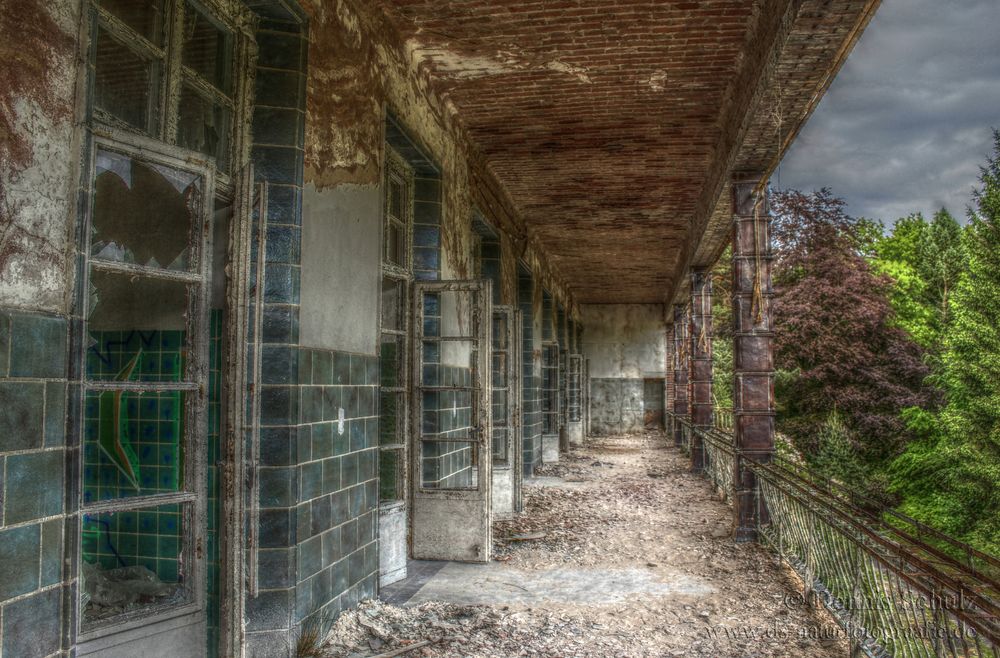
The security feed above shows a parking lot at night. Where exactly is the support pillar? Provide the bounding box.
[672,305,689,447]
[689,268,713,473]
[731,176,775,542]
[665,321,675,438]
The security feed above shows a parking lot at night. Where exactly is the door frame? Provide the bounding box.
[409,280,493,562]
[490,305,523,519]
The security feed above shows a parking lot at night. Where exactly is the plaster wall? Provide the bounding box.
[0,0,82,314]
[581,304,667,435]
[581,305,667,379]
[300,182,381,355]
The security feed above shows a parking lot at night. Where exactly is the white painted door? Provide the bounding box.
[411,281,492,562]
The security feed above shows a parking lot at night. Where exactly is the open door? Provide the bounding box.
[411,281,492,562]
[490,306,523,520]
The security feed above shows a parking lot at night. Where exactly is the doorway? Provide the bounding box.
[643,378,665,429]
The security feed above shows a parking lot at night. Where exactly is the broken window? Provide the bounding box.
[379,150,414,502]
[491,312,510,464]
[81,140,213,629]
[91,0,241,172]
[81,0,255,640]
[417,288,482,490]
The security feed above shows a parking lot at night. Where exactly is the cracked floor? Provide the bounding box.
[322,432,849,657]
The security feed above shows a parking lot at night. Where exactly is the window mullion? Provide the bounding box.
[94,7,167,62]
[180,69,236,110]
[162,0,186,143]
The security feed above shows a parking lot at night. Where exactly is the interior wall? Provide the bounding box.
[581,304,667,435]
[300,182,381,355]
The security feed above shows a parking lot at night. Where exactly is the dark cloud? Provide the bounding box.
[777,0,1000,224]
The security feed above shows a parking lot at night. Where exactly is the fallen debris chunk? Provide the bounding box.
[507,532,547,541]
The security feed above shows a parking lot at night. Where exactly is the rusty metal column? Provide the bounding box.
[689,269,712,473]
[731,177,775,542]
[672,305,689,447]
[665,321,675,439]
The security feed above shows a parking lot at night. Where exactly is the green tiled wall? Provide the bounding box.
[0,310,67,658]
[291,349,379,630]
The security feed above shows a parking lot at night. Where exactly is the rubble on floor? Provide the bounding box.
[320,432,849,657]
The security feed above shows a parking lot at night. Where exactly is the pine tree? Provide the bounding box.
[890,131,1000,554]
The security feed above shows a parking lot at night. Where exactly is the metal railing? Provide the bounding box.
[665,410,1000,658]
[715,406,734,432]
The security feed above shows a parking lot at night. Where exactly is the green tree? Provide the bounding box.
[922,208,967,327]
[889,131,1000,555]
[711,247,733,409]
[873,210,967,349]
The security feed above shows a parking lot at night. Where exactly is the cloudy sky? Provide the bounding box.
[777,0,1000,225]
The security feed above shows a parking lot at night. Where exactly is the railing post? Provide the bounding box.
[672,304,689,447]
[689,268,713,473]
[731,175,775,542]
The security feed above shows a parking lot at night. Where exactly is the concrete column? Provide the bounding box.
[672,304,689,447]
[731,176,775,542]
[689,268,713,473]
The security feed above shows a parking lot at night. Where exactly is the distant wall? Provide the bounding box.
[581,304,667,435]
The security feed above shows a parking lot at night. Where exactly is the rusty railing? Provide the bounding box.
[665,410,1000,658]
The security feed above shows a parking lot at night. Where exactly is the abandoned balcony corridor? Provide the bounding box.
[333,430,848,658]
[3,0,999,656]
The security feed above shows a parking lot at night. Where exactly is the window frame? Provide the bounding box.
[77,130,216,638]
[78,0,257,642]
[378,147,415,505]
[88,0,255,186]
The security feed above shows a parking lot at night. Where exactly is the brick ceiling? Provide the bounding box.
[373,0,880,304]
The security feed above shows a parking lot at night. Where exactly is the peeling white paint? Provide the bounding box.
[1,97,76,312]
[648,69,668,92]
[546,60,592,84]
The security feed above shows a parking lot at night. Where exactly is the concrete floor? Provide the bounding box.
[388,561,713,607]
[367,433,848,657]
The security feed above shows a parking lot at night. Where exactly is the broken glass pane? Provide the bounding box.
[177,85,230,171]
[386,220,405,268]
[94,28,157,133]
[81,502,190,626]
[181,0,232,94]
[492,426,507,463]
[91,147,202,271]
[389,177,404,220]
[87,271,193,378]
[99,0,164,45]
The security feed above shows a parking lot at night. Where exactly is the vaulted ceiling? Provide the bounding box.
[373,0,881,303]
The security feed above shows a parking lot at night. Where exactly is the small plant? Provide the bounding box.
[295,607,337,658]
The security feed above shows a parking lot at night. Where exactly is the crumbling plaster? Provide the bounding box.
[0,0,83,313]
[301,0,579,319]
[581,304,668,380]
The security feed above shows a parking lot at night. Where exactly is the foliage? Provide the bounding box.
[888,132,1000,554]
[872,209,967,350]
[770,189,935,466]
[710,247,733,409]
